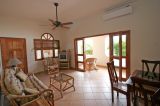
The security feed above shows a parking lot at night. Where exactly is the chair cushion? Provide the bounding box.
[4,69,24,95]
[32,74,48,90]
[113,82,128,92]
[24,88,39,94]
[16,70,28,82]
[24,76,37,90]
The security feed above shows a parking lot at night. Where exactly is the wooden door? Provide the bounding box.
[109,31,130,81]
[74,38,85,71]
[0,37,28,73]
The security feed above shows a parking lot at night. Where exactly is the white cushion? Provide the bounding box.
[16,70,28,82]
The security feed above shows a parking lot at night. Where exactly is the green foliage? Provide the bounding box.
[114,43,119,56]
[113,41,126,56]
[85,44,93,55]
[122,41,126,56]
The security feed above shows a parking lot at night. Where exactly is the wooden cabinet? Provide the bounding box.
[59,50,71,69]
[0,37,28,73]
[59,60,70,69]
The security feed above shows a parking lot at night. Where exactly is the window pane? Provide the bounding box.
[105,35,109,56]
[54,49,59,57]
[122,35,126,56]
[77,40,83,54]
[36,50,42,59]
[78,56,83,62]
[113,36,119,56]
[43,50,53,58]
[122,58,126,67]
[113,59,119,67]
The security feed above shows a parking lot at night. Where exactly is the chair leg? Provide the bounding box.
[117,92,119,97]
[112,89,114,102]
[60,82,63,98]
[127,94,130,106]
[72,78,75,91]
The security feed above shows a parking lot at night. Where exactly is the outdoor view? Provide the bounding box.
[84,38,93,56]
[113,35,126,67]
[77,35,127,68]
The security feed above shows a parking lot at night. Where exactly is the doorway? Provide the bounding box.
[74,30,130,80]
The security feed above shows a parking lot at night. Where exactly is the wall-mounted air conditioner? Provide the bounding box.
[103,5,133,21]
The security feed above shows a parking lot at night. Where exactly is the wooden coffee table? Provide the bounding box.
[49,73,75,97]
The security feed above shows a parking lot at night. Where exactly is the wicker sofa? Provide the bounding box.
[2,68,54,106]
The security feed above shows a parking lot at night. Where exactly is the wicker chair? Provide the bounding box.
[1,68,54,106]
[43,57,59,75]
[85,58,97,71]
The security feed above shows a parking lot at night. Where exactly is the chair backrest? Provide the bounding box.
[1,69,19,106]
[142,59,160,73]
[107,61,118,86]
[85,58,97,64]
[43,57,59,75]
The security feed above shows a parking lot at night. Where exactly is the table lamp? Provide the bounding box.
[7,57,22,67]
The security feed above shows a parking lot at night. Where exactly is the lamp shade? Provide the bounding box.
[7,57,22,67]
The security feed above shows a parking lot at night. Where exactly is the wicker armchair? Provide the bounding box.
[85,58,97,71]
[43,57,59,75]
[2,68,54,106]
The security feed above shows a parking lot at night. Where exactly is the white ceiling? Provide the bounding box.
[0,0,131,23]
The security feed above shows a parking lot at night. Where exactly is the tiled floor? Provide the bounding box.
[36,67,128,106]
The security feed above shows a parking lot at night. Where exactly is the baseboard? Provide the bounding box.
[96,65,107,68]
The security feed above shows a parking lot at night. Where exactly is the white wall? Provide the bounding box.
[0,16,62,73]
[87,36,109,66]
[63,0,160,72]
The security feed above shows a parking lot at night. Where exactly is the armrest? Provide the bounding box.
[8,89,54,106]
[7,89,53,100]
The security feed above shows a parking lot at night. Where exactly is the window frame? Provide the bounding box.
[33,33,60,61]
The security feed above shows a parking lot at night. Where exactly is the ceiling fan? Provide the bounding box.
[49,2,73,30]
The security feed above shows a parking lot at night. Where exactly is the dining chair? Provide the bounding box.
[131,76,160,106]
[107,61,130,106]
[151,88,160,106]
[142,59,160,78]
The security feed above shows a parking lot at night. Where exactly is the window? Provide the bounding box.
[54,40,60,57]
[34,33,60,60]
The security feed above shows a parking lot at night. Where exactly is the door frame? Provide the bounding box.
[109,31,130,81]
[74,30,130,79]
[74,38,85,71]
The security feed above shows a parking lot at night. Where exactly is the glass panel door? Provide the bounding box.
[110,31,130,81]
[74,38,85,71]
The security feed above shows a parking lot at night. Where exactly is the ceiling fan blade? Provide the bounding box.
[49,19,55,23]
[39,25,49,26]
[61,22,73,25]
[61,25,70,29]
[52,27,57,30]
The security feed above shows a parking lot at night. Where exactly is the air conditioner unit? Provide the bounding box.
[103,5,133,21]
